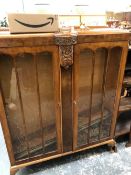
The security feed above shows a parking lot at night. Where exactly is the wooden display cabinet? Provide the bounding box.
[0,31,130,174]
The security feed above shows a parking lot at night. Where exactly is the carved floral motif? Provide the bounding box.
[54,34,77,69]
[59,45,73,70]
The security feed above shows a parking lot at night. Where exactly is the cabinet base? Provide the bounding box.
[10,139,116,174]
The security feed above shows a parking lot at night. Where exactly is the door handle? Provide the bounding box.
[73,100,77,105]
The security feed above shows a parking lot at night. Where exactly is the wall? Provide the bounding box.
[0,0,131,27]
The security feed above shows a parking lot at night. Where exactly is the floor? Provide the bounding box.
[0,123,131,175]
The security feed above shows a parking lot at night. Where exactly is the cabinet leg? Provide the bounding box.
[107,140,117,153]
[10,168,18,175]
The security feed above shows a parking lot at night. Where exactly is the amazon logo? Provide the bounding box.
[14,17,54,28]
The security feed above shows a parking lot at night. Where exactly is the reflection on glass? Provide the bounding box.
[89,48,107,143]
[0,51,58,160]
[100,47,122,139]
[89,119,101,143]
[77,47,122,147]
[37,52,57,153]
[15,53,43,157]
[77,49,93,146]
[0,54,29,160]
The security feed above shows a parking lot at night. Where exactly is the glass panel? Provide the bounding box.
[100,47,122,139]
[77,49,94,147]
[89,48,107,143]
[0,54,29,160]
[15,53,43,157]
[37,52,57,153]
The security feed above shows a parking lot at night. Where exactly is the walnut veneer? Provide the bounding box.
[0,30,130,174]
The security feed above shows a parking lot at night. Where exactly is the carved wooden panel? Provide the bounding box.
[55,34,77,69]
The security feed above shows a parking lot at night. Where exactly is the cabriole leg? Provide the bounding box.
[107,140,117,153]
[10,168,19,175]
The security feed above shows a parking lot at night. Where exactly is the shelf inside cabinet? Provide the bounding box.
[119,97,131,112]
[115,110,131,137]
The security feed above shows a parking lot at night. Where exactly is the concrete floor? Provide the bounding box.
[0,122,131,175]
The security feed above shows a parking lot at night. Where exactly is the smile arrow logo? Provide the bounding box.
[15,17,54,28]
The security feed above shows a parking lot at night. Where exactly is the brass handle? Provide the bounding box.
[73,101,77,105]
[58,102,61,107]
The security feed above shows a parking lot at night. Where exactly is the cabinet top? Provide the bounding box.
[0,29,130,47]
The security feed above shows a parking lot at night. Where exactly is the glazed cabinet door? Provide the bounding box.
[0,46,62,163]
[73,42,128,150]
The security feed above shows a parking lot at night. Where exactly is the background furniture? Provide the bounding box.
[126,124,131,147]
[0,30,130,174]
[115,48,131,145]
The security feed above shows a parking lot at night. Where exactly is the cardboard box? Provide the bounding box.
[8,13,59,34]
